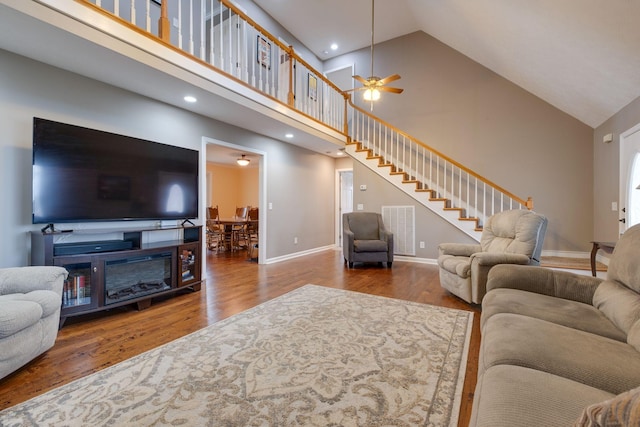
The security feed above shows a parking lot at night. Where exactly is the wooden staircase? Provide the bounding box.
[347,140,485,241]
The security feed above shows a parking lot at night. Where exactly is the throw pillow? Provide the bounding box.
[575,385,640,426]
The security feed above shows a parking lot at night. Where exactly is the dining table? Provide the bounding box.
[216,217,258,251]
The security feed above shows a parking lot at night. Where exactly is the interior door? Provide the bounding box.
[620,125,640,233]
[337,170,353,246]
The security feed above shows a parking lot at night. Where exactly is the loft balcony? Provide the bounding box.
[0,0,347,156]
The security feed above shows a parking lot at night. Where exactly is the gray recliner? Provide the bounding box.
[438,209,547,304]
[343,212,394,268]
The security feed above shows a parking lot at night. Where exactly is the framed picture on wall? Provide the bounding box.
[308,74,317,101]
[257,36,271,69]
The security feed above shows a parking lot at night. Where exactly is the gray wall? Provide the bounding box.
[352,161,476,259]
[325,31,595,253]
[0,49,335,268]
[594,95,640,241]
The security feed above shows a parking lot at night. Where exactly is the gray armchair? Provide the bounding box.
[343,212,394,268]
[438,209,547,304]
[0,266,68,379]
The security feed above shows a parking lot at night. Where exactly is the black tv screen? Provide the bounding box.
[32,118,199,224]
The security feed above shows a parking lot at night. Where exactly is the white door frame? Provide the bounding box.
[335,168,353,248]
[619,123,640,234]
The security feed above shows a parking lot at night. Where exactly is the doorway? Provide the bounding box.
[335,169,353,247]
[202,138,267,263]
[619,125,640,234]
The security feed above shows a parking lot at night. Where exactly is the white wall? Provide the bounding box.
[0,49,335,267]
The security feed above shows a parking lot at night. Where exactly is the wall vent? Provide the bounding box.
[382,205,415,256]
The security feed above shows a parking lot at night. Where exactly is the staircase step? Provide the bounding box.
[345,140,482,241]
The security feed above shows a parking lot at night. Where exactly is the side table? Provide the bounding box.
[590,241,616,277]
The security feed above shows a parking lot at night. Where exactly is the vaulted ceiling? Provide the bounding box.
[254,0,640,128]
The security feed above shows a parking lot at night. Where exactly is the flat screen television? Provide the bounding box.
[32,117,199,225]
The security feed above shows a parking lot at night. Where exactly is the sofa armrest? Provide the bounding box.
[471,252,531,266]
[438,243,482,257]
[0,266,68,297]
[486,264,602,304]
[342,229,355,260]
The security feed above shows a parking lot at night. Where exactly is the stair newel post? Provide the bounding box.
[287,46,295,107]
[526,197,534,210]
[158,0,170,42]
[343,93,350,139]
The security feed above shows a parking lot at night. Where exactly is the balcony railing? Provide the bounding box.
[79,0,532,228]
[83,0,348,135]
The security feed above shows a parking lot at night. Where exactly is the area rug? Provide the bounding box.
[0,285,473,426]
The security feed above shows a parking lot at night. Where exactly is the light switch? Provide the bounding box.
[268,202,273,210]
[612,202,618,211]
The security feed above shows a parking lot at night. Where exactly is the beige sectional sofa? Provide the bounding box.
[0,266,68,379]
[470,223,640,426]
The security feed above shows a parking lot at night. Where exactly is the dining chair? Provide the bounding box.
[206,206,223,251]
[246,207,259,250]
[232,206,249,249]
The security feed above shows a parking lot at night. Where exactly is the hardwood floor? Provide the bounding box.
[0,249,481,426]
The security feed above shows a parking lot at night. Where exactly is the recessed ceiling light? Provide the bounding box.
[285,133,294,138]
[184,95,197,103]
[336,150,344,156]
[330,43,338,50]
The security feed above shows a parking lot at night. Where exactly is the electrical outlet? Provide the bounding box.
[357,204,364,211]
[612,202,618,211]
[419,241,425,249]
[294,237,298,244]
[268,202,273,210]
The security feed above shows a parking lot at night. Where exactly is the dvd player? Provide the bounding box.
[54,240,133,256]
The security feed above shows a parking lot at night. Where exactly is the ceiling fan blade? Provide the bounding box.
[344,87,368,93]
[352,75,369,85]
[378,86,404,94]
[377,74,401,86]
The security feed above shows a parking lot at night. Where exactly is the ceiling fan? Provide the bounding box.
[347,0,403,102]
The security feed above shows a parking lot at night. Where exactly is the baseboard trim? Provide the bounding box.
[264,245,335,264]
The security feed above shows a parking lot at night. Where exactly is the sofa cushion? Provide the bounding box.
[347,213,380,240]
[480,210,545,256]
[2,290,62,318]
[0,300,43,338]
[438,255,471,278]
[575,384,640,426]
[482,288,626,342]
[593,279,640,336]
[471,365,613,427]
[353,239,387,252]
[480,313,640,394]
[607,223,640,294]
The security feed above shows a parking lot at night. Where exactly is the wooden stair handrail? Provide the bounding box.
[347,96,534,210]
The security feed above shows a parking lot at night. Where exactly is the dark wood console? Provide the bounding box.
[31,225,202,326]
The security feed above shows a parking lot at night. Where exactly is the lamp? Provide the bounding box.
[363,88,380,101]
[237,154,250,166]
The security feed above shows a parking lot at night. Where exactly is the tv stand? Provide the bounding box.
[31,225,202,327]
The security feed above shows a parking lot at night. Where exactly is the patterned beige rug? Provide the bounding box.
[0,285,473,426]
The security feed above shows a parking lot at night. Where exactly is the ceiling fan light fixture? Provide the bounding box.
[237,154,250,166]
[363,88,380,101]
